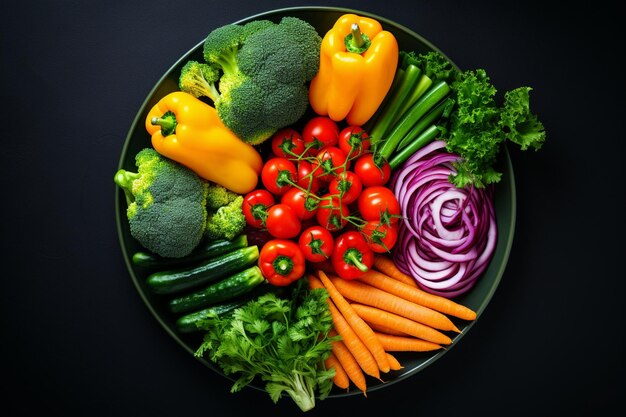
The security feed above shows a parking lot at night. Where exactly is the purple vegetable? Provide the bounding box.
[390,140,497,298]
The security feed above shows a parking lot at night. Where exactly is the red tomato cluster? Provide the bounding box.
[244,117,399,285]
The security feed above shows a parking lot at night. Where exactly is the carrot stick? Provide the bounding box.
[318,270,391,373]
[367,261,477,321]
[385,352,403,371]
[375,332,443,352]
[325,351,350,390]
[365,320,408,336]
[327,300,381,379]
[330,276,461,333]
[329,329,367,395]
[373,255,419,287]
[351,303,453,345]
[310,274,380,378]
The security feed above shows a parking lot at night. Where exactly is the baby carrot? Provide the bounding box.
[329,329,367,395]
[328,299,381,379]
[375,332,443,352]
[365,321,407,336]
[367,261,477,321]
[318,270,391,373]
[373,255,419,287]
[325,351,350,390]
[310,274,380,379]
[350,303,453,345]
[385,352,403,371]
[331,276,461,333]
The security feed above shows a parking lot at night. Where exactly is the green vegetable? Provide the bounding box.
[175,300,246,333]
[179,17,321,145]
[114,148,208,258]
[146,245,259,295]
[377,80,452,160]
[169,265,265,313]
[204,195,246,242]
[444,69,546,188]
[176,282,286,333]
[132,235,248,269]
[194,279,336,411]
[205,182,239,210]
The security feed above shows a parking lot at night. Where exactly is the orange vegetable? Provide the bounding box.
[365,321,407,336]
[329,329,367,395]
[309,275,380,379]
[318,271,391,373]
[350,303,453,345]
[370,256,477,321]
[325,351,350,390]
[375,332,443,352]
[308,13,399,126]
[385,352,403,371]
[330,276,461,333]
[373,255,419,287]
[145,91,263,194]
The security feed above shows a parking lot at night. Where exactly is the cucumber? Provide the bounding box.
[175,300,245,333]
[175,282,279,333]
[146,245,259,295]
[132,235,248,269]
[169,265,265,314]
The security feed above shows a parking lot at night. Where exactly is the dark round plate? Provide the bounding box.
[115,6,516,398]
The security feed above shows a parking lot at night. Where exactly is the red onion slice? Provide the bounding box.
[390,140,498,298]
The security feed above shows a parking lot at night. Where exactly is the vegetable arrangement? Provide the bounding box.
[115,10,546,412]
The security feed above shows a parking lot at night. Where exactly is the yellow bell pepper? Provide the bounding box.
[145,91,263,194]
[309,14,399,126]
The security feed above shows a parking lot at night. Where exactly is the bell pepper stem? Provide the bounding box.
[344,23,371,54]
[273,255,294,276]
[351,24,365,48]
[344,248,369,272]
[151,111,178,136]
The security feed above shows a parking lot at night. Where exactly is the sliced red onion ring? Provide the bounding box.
[390,140,497,298]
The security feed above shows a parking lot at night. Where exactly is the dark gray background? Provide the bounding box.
[2,0,623,415]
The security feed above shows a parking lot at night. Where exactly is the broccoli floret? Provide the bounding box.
[204,196,246,241]
[114,148,208,258]
[206,182,238,211]
[180,17,322,145]
[178,60,221,102]
[202,24,246,74]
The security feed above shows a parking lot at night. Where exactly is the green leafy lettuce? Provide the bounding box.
[444,68,546,188]
[194,279,336,412]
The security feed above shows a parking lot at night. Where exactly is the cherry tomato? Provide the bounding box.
[242,189,275,228]
[265,203,302,239]
[328,171,363,205]
[298,225,334,263]
[261,157,297,196]
[338,126,371,159]
[302,116,339,155]
[271,128,305,159]
[296,160,320,193]
[357,186,401,224]
[312,146,349,183]
[354,153,392,186]
[281,187,319,220]
[360,220,399,253]
[316,194,350,231]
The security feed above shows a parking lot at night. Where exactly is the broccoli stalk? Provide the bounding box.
[114,170,140,206]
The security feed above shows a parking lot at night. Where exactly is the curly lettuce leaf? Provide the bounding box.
[441,68,545,188]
